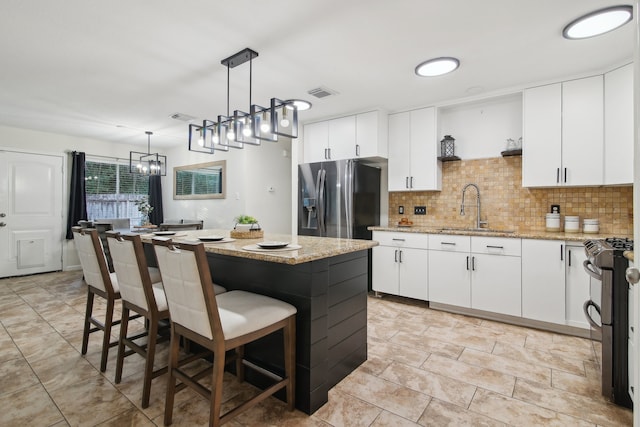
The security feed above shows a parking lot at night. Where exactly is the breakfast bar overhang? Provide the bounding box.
[142,231,377,414]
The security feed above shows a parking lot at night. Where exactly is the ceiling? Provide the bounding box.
[0,0,634,149]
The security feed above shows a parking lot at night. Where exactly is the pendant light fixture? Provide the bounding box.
[188,48,308,155]
[130,131,167,176]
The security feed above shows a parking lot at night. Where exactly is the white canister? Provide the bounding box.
[564,215,580,233]
[546,213,561,231]
[583,219,600,234]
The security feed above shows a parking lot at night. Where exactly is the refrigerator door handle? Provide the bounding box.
[344,160,353,239]
[318,169,327,235]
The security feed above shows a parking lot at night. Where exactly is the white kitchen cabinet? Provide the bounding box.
[522,75,604,187]
[302,111,387,163]
[356,110,388,159]
[565,243,590,329]
[428,234,472,307]
[388,107,441,191]
[372,231,428,300]
[604,63,633,185]
[522,239,566,324]
[470,236,522,317]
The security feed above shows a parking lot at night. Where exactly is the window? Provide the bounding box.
[85,159,149,222]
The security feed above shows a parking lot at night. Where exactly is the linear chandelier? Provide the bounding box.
[130,131,167,176]
[188,48,307,154]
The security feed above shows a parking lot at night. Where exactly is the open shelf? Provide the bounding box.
[437,156,461,162]
[501,149,522,157]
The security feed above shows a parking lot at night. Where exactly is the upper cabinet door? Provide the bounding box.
[303,121,329,164]
[410,107,441,191]
[604,63,633,185]
[562,75,603,186]
[327,115,356,161]
[522,83,562,187]
[388,112,411,191]
[356,111,386,158]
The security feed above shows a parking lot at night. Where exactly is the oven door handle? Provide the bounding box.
[583,259,602,281]
[583,300,602,330]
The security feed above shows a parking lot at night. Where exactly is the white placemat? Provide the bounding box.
[242,244,302,252]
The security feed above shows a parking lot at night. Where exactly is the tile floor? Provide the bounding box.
[0,270,633,426]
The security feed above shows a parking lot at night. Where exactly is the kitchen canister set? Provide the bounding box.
[545,213,599,233]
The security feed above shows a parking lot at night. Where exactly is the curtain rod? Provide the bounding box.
[65,150,127,163]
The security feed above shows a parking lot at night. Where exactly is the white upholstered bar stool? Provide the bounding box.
[72,226,147,372]
[152,239,297,427]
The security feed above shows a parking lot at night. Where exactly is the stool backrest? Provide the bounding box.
[107,232,157,313]
[72,226,114,294]
[152,240,222,341]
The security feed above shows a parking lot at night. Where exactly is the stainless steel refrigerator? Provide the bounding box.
[298,159,380,240]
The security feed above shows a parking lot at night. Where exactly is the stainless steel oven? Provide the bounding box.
[583,237,633,409]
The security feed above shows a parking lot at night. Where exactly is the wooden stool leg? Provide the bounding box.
[100,297,115,372]
[235,345,244,382]
[142,317,158,408]
[81,290,95,355]
[114,307,129,383]
[164,331,180,426]
[210,349,226,427]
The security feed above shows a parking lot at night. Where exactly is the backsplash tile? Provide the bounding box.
[388,157,633,236]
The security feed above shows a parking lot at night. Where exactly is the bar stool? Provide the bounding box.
[152,239,296,427]
[72,227,140,372]
[106,232,226,408]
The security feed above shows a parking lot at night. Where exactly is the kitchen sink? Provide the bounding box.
[437,227,515,234]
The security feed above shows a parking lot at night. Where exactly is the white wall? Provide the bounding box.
[0,123,293,271]
[438,93,523,159]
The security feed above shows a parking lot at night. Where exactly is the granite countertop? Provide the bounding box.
[625,251,634,262]
[138,229,377,265]
[368,225,629,242]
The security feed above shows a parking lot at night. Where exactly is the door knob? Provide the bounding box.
[0,222,5,227]
[627,267,640,285]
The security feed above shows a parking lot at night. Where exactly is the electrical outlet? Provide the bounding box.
[398,205,404,214]
[551,204,560,214]
[414,206,426,215]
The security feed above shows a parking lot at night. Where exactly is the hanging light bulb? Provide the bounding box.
[260,111,271,133]
[227,126,235,141]
[212,125,219,143]
[197,131,205,147]
[280,107,290,127]
[242,117,253,137]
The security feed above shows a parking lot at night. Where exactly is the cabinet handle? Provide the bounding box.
[564,167,567,183]
[324,148,328,159]
[399,250,403,263]
[392,238,406,242]
[328,148,331,159]
[631,326,635,332]
[441,242,456,246]
[556,168,560,183]
[560,244,564,261]
[568,249,572,266]
[486,245,504,249]
[356,144,360,156]
[406,177,409,189]
[410,176,414,188]
[466,256,470,270]
[472,256,476,271]
[394,249,398,263]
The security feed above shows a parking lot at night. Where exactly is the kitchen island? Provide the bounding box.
[140,230,377,414]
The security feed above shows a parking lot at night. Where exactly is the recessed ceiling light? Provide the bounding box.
[286,99,312,111]
[563,5,633,39]
[415,57,460,77]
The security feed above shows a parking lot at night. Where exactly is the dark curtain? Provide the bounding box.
[148,175,164,225]
[65,151,87,239]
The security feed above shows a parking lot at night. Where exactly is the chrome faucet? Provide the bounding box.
[460,183,488,229]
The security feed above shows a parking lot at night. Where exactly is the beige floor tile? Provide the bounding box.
[513,378,633,426]
[525,332,597,362]
[552,368,602,398]
[388,330,464,359]
[14,331,77,363]
[233,393,331,426]
[31,349,103,392]
[422,325,497,353]
[493,341,586,376]
[453,322,528,348]
[48,375,135,426]
[0,357,41,397]
[379,361,476,408]
[335,369,431,422]
[0,384,64,426]
[313,387,382,427]
[0,302,41,326]
[0,333,22,363]
[355,353,394,377]
[418,398,507,427]
[458,347,551,385]
[371,410,422,426]
[421,354,516,396]
[469,388,595,426]
[369,336,431,367]
[94,408,155,426]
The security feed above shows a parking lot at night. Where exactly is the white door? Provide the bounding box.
[328,116,356,161]
[398,248,428,301]
[0,151,63,277]
[387,112,411,191]
[471,254,522,317]
[372,245,399,294]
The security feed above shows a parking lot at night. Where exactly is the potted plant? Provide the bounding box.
[135,196,154,226]
[233,214,261,231]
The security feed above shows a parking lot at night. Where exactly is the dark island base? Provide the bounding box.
[202,249,369,414]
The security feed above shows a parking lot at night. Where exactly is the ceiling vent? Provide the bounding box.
[307,86,338,99]
[170,112,197,122]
